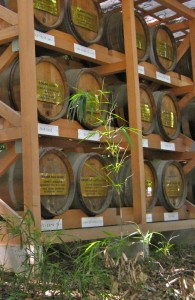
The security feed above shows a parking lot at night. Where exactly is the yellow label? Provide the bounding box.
[40,173,68,196]
[71,6,98,33]
[161,111,175,128]
[145,179,153,197]
[33,0,58,16]
[166,181,182,198]
[37,80,63,105]
[136,33,146,50]
[81,177,107,197]
[141,103,152,122]
[156,41,173,61]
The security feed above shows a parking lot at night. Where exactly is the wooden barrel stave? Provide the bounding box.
[0,56,69,123]
[66,152,113,216]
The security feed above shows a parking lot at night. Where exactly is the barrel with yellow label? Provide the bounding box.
[153,91,181,141]
[0,56,69,123]
[65,68,109,129]
[60,0,103,46]
[0,148,75,218]
[107,83,156,135]
[102,11,150,62]
[111,158,158,211]
[66,152,113,216]
[4,0,65,31]
[151,160,187,211]
[149,24,177,73]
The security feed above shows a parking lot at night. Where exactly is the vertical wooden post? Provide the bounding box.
[121,0,146,224]
[189,19,195,95]
[17,0,41,227]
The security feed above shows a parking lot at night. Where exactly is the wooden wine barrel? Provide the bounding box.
[151,160,187,211]
[66,152,113,216]
[65,68,109,129]
[111,158,158,211]
[186,168,195,204]
[107,83,156,135]
[4,0,65,32]
[0,148,75,218]
[175,48,192,79]
[102,11,150,61]
[181,102,195,140]
[149,24,177,73]
[60,0,103,46]
[153,91,181,141]
[0,56,69,123]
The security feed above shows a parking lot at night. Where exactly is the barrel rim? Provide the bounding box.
[144,159,158,212]
[135,11,150,62]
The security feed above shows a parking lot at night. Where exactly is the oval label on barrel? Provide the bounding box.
[71,6,98,33]
[156,41,173,61]
[37,80,64,105]
[40,173,68,196]
[33,0,58,16]
[161,111,175,128]
[141,103,152,122]
[81,177,107,197]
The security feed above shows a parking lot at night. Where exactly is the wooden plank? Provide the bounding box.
[0,127,21,142]
[0,101,21,127]
[183,157,195,174]
[0,199,21,220]
[0,25,18,45]
[122,0,145,224]
[178,92,194,110]
[189,19,195,93]
[17,0,41,227]
[0,143,21,176]
[171,85,194,95]
[168,21,189,32]
[177,34,190,63]
[157,0,195,19]
[93,60,126,76]
[0,5,18,25]
[0,43,18,73]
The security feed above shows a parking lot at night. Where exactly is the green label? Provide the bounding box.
[71,6,98,33]
[40,173,68,196]
[156,41,173,61]
[37,80,63,105]
[33,0,58,16]
[81,177,107,197]
[141,103,152,122]
[136,33,146,50]
[0,144,6,152]
[161,111,175,128]
[166,181,182,198]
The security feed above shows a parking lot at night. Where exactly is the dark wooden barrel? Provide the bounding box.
[107,83,156,135]
[60,0,103,46]
[111,158,158,211]
[153,91,181,141]
[0,56,69,123]
[102,11,150,61]
[175,48,192,79]
[151,160,187,211]
[149,24,177,73]
[4,0,65,32]
[65,68,109,129]
[0,148,75,218]
[181,102,195,141]
[66,152,113,216]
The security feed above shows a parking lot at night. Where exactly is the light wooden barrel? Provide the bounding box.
[60,0,103,46]
[102,11,150,61]
[0,56,69,123]
[181,102,195,140]
[66,152,113,216]
[175,48,192,79]
[0,148,75,218]
[149,24,177,73]
[65,68,109,129]
[111,158,158,211]
[107,83,156,135]
[153,91,181,141]
[4,0,65,31]
[151,160,187,211]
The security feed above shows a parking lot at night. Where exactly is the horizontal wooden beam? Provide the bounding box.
[0,44,18,73]
[0,127,21,142]
[158,0,195,19]
[93,60,126,76]
[0,101,21,127]
[0,144,21,176]
[0,5,18,25]
[168,20,189,32]
[0,25,18,45]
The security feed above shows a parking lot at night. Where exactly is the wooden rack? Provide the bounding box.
[1,0,195,243]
